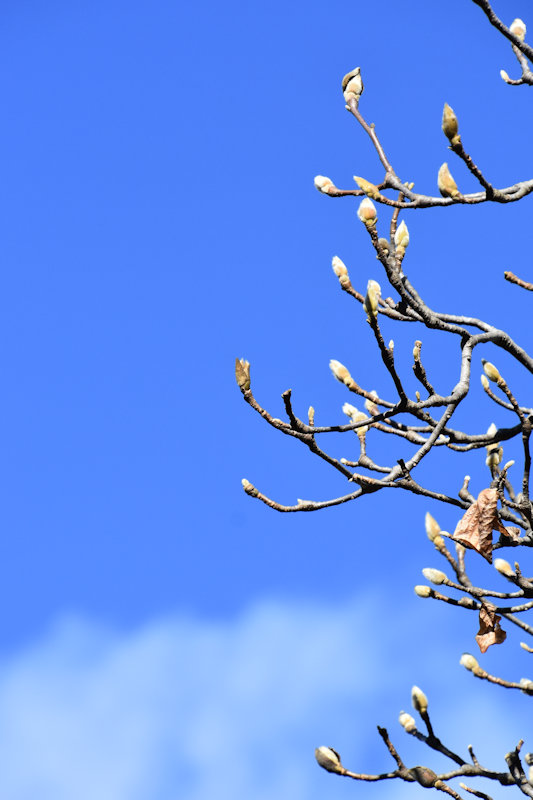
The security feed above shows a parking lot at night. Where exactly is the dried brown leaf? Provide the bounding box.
[475,605,507,653]
[453,488,506,563]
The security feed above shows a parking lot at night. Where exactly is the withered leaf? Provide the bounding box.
[453,488,507,563]
[475,605,507,653]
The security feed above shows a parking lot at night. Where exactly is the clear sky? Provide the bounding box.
[0,1,532,797]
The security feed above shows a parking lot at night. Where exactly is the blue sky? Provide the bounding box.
[0,0,532,797]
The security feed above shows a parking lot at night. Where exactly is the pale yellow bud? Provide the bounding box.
[411,686,428,715]
[432,534,445,549]
[414,585,431,598]
[342,67,363,102]
[422,567,447,585]
[394,220,410,250]
[520,678,533,693]
[500,69,510,83]
[425,512,441,541]
[364,397,380,416]
[460,653,479,672]
[314,175,334,194]
[332,255,348,278]
[353,176,380,199]
[357,197,378,226]
[521,642,533,653]
[329,359,351,384]
[315,746,344,774]
[235,358,251,391]
[486,448,503,468]
[364,279,381,317]
[482,360,501,383]
[438,162,460,198]
[442,103,459,143]
[388,339,394,352]
[510,18,526,41]
[399,711,417,732]
[494,558,515,578]
[481,374,490,391]
[342,402,358,418]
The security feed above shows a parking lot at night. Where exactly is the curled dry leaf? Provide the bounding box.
[475,605,507,653]
[452,488,507,563]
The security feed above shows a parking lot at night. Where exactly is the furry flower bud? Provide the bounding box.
[357,197,378,226]
[315,746,344,774]
[411,685,428,715]
[330,359,351,384]
[235,358,251,391]
[460,653,479,671]
[399,711,417,732]
[353,176,380,199]
[425,512,441,542]
[494,558,515,578]
[482,360,502,383]
[414,585,431,598]
[364,280,381,318]
[332,256,348,278]
[438,163,460,198]
[394,220,409,251]
[510,18,526,41]
[342,67,363,103]
[314,175,334,194]
[442,103,459,143]
[422,568,447,585]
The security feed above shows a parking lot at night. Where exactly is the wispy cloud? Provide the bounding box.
[0,597,527,799]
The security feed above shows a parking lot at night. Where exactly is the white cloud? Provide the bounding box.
[0,597,528,799]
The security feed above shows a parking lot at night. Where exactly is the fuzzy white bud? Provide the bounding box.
[510,18,526,41]
[399,711,417,732]
[357,197,378,226]
[438,162,459,198]
[411,685,428,715]
[315,746,344,773]
[364,279,381,318]
[329,359,351,384]
[481,374,490,391]
[486,422,497,438]
[414,585,431,598]
[442,103,459,143]
[422,567,447,585]
[460,653,479,672]
[520,678,533,693]
[394,220,410,251]
[332,256,348,277]
[314,175,334,194]
[342,67,363,103]
[494,558,515,578]
[425,512,441,542]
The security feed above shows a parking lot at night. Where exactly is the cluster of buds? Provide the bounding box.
[331,255,350,286]
[485,422,503,469]
[342,67,363,105]
[357,197,378,227]
[438,163,460,198]
[441,103,460,146]
[314,175,335,195]
[364,279,381,318]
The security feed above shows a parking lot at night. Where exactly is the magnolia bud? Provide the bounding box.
[520,678,533,693]
[314,175,334,194]
[486,422,497,438]
[482,360,502,383]
[394,220,409,251]
[494,558,515,578]
[342,67,363,103]
[411,685,428,714]
[414,585,431,598]
[357,197,378,226]
[422,567,447,585]
[332,256,348,278]
[399,711,416,732]
[353,176,380,199]
[425,512,441,541]
[486,448,503,468]
[442,103,460,144]
[388,339,394,353]
[315,746,344,773]
[364,279,381,318]
[378,237,390,255]
[460,653,479,671]
[330,359,351,384]
[520,642,533,653]
[510,18,526,41]
[438,162,460,198]
[235,358,251,391]
[481,374,490,391]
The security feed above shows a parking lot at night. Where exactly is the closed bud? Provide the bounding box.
[460,653,479,671]
[481,374,490,390]
[388,339,394,353]
[510,18,526,41]
[364,397,380,416]
[315,746,344,774]
[482,360,502,383]
[330,359,351,384]
[520,678,533,693]
[354,176,380,199]
[494,558,515,578]
[422,567,447,585]
[357,197,378,226]
[332,255,348,277]
[442,103,460,143]
[411,685,428,715]
[394,220,410,251]
[500,69,510,83]
[364,279,381,318]
[438,162,460,198]
[235,358,251,391]
[378,237,390,255]
[342,67,363,102]
[486,448,503,468]
[414,585,431,598]
[425,512,441,541]
[399,711,417,732]
[486,422,497,438]
[409,766,437,788]
[314,175,334,194]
